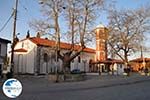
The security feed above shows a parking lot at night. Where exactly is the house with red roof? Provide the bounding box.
[13,36,95,74]
[130,57,150,72]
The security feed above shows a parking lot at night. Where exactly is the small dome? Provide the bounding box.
[96,24,105,28]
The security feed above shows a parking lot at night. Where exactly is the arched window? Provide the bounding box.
[43,53,48,62]
[78,56,81,63]
[51,52,56,61]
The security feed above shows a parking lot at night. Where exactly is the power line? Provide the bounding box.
[19,0,34,18]
[19,0,28,11]
[0,11,14,33]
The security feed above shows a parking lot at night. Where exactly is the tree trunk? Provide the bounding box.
[124,49,129,68]
[62,60,71,73]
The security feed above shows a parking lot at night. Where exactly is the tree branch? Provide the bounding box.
[69,45,85,62]
[108,41,125,62]
[57,50,64,60]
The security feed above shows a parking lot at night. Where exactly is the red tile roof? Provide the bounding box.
[14,48,28,52]
[28,37,95,53]
[130,58,150,62]
[107,58,124,63]
[92,58,124,64]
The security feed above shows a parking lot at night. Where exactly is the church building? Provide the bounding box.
[13,36,95,75]
[13,24,125,75]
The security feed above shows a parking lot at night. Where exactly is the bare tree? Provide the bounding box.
[30,0,104,73]
[58,0,104,72]
[108,6,150,66]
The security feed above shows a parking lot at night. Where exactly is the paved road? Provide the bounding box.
[0,74,150,100]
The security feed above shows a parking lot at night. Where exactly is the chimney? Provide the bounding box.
[26,30,30,38]
[95,24,108,62]
[45,37,48,40]
[36,32,41,38]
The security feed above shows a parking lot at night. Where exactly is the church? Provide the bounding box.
[13,25,125,75]
[13,35,95,75]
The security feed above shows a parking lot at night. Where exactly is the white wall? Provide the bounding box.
[39,47,61,74]
[14,39,37,74]
[71,52,95,72]
[39,48,95,73]
[14,39,95,74]
[117,64,125,75]
[112,63,125,75]
[0,42,7,63]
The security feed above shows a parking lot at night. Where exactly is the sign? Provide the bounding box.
[2,78,22,98]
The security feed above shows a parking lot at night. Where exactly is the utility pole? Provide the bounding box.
[10,0,18,77]
[141,46,146,68]
[140,46,143,58]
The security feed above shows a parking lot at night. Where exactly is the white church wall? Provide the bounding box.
[70,52,95,72]
[117,64,125,75]
[14,38,95,74]
[14,39,37,74]
[39,47,62,74]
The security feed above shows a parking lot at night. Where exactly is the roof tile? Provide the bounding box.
[14,48,28,52]
[29,37,95,53]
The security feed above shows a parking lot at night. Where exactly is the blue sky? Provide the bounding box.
[0,0,150,51]
[0,0,149,39]
[0,0,150,59]
[0,0,40,40]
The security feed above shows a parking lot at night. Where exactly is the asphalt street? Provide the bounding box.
[0,74,150,100]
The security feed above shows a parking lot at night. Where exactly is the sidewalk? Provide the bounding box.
[18,73,150,92]
[1,72,150,91]
[64,73,150,90]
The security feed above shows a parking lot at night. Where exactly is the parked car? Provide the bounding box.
[71,69,81,74]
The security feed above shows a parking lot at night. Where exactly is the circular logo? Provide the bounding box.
[2,78,22,98]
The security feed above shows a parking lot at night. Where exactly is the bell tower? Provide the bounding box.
[95,24,108,62]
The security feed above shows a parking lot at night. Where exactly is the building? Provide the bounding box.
[130,57,150,72]
[95,24,108,61]
[13,36,95,75]
[91,25,125,75]
[13,24,126,75]
[0,38,11,77]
